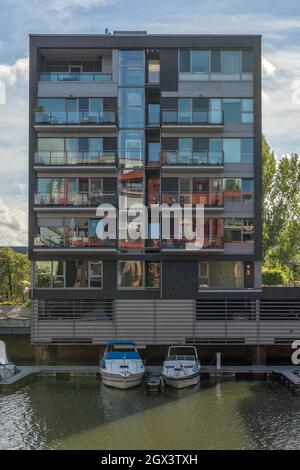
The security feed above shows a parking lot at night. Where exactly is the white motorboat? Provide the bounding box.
[100,341,145,389]
[161,345,201,389]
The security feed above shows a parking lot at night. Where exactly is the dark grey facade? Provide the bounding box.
[29,32,269,347]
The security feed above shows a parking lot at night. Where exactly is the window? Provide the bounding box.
[211,49,221,73]
[179,49,190,73]
[242,219,254,242]
[199,261,243,289]
[223,139,241,163]
[117,261,160,289]
[148,59,160,83]
[242,49,254,73]
[119,170,144,206]
[242,179,254,203]
[118,261,144,288]
[89,262,103,288]
[179,98,192,123]
[241,138,254,163]
[191,50,209,73]
[119,88,145,128]
[223,179,241,203]
[241,99,253,123]
[147,142,160,166]
[179,138,193,163]
[119,51,144,85]
[224,218,242,243]
[65,261,88,288]
[223,99,241,124]
[222,50,241,74]
[119,130,144,168]
[35,261,64,288]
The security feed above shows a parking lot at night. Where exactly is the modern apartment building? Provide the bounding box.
[29,31,284,360]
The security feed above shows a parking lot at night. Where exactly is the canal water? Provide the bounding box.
[1,376,300,450]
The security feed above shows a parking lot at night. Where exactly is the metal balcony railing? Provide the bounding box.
[162,150,224,166]
[162,236,224,250]
[40,72,112,82]
[34,235,116,249]
[34,192,116,207]
[161,191,224,207]
[34,150,116,166]
[34,110,117,125]
[161,110,224,125]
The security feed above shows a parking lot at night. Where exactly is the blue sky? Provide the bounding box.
[0,0,299,245]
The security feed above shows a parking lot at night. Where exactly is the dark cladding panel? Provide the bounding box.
[161,137,178,150]
[103,137,117,151]
[160,49,178,92]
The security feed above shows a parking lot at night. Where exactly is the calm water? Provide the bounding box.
[1,376,300,450]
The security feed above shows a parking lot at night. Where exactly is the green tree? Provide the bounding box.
[262,137,300,281]
[0,248,30,302]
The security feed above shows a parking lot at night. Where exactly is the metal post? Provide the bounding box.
[216,352,222,370]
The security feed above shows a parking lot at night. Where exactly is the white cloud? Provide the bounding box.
[0,198,27,245]
[49,0,115,12]
[0,57,29,87]
[262,57,276,78]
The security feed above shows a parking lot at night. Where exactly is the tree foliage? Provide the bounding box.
[0,248,30,302]
[263,136,300,282]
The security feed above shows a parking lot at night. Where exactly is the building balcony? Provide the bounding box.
[34,151,116,169]
[162,150,224,171]
[40,72,112,82]
[34,235,116,252]
[34,110,117,131]
[162,236,224,252]
[34,192,116,208]
[161,110,224,132]
[161,191,224,210]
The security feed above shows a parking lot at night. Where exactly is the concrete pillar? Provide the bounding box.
[35,345,57,364]
[252,345,266,365]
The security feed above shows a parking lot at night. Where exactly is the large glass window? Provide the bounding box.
[118,261,144,288]
[117,261,160,289]
[241,138,254,163]
[65,261,88,288]
[199,261,243,289]
[119,130,144,168]
[119,51,144,85]
[119,170,144,206]
[223,99,241,124]
[35,261,64,288]
[89,261,103,288]
[242,49,254,73]
[191,50,209,73]
[222,50,241,74]
[223,139,241,163]
[242,179,254,203]
[119,88,145,128]
[179,49,190,73]
[224,218,242,243]
[223,178,241,203]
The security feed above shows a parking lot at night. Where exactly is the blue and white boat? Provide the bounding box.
[100,341,145,389]
[161,346,201,389]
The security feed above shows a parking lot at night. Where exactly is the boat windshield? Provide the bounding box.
[166,355,196,361]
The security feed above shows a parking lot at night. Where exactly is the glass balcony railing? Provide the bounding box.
[34,192,116,207]
[34,110,117,125]
[162,150,224,166]
[161,110,223,125]
[162,236,224,250]
[34,235,116,249]
[161,191,224,207]
[40,72,112,82]
[34,151,116,166]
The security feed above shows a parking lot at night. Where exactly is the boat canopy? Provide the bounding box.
[105,351,141,360]
[106,340,136,346]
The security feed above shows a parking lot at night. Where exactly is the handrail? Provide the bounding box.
[161,190,224,206]
[34,192,116,206]
[161,109,224,125]
[162,236,224,249]
[162,150,224,166]
[35,150,116,166]
[34,110,117,125]
[34,235,116,249]
[40,72,112,82]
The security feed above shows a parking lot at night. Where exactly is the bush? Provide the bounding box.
[262,267,288,286]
